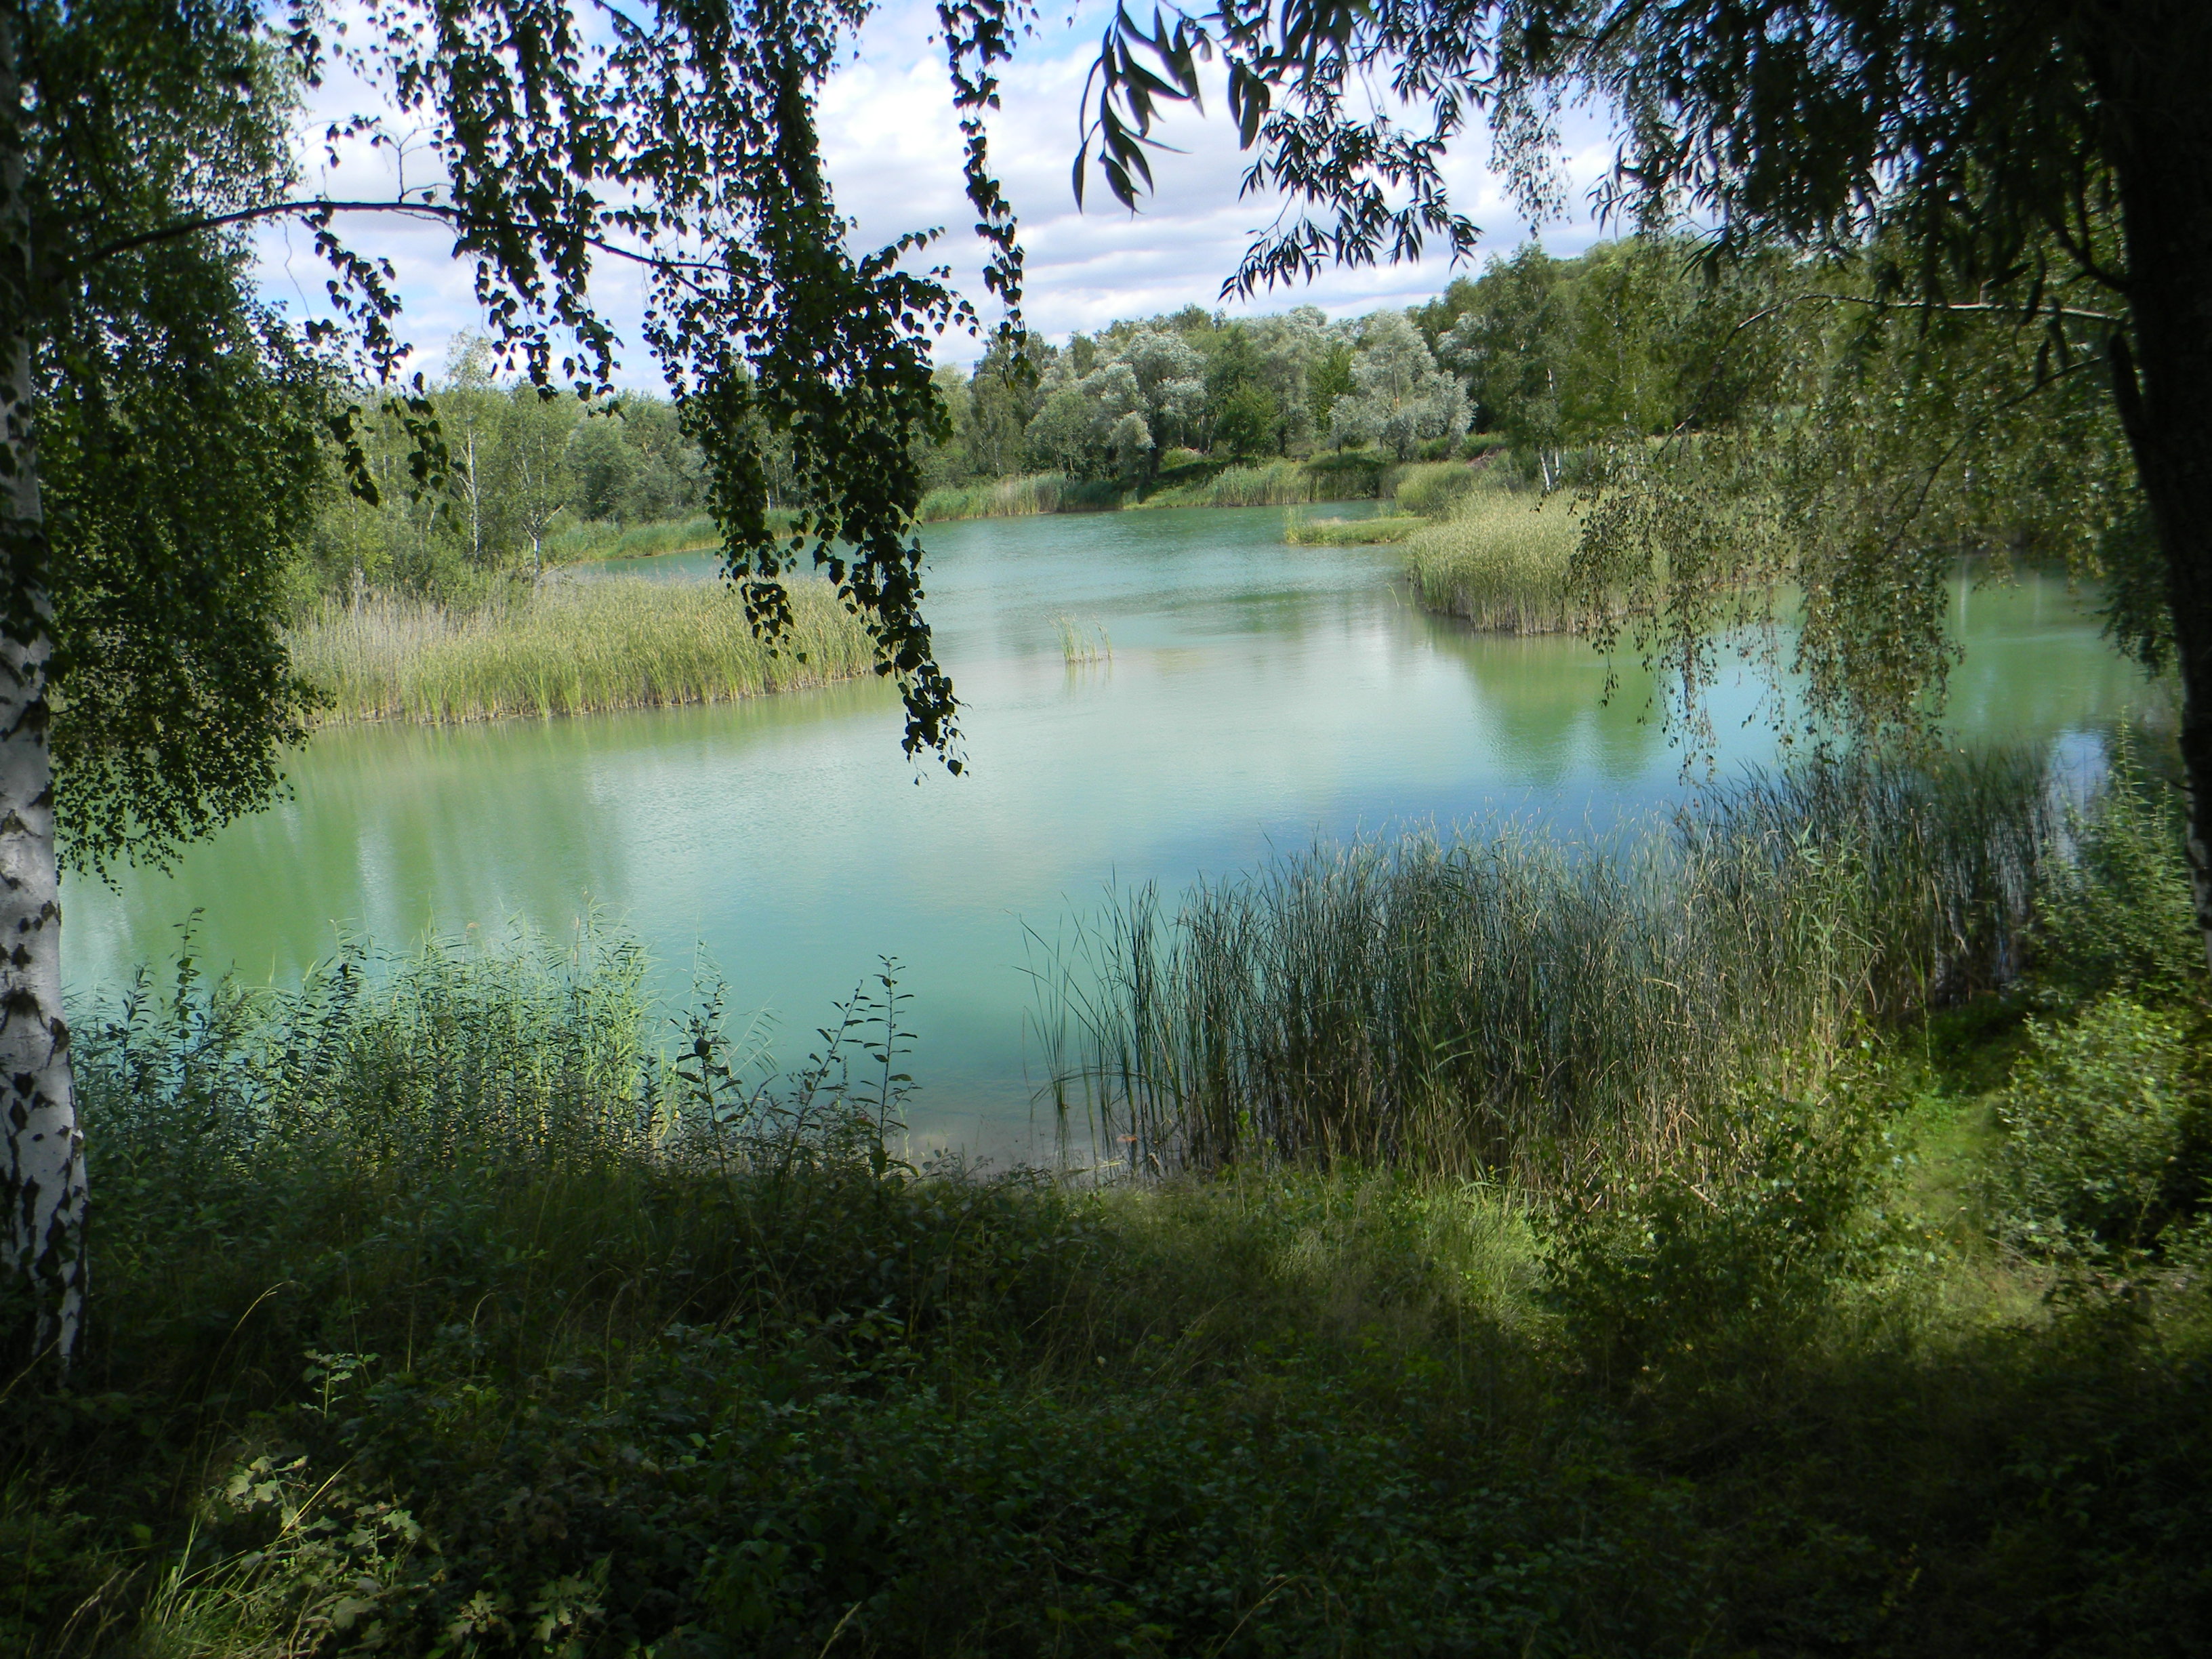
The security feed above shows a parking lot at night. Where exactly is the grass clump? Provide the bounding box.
[288,577,874,724]
[1160,458,1318,507]
[1402,491,1586,632]
[1385,459,1488,518]
[1053,614,1113,665]
[918,472,1122,520]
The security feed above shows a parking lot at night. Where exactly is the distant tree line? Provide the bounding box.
[309,237,1832,600]
[923,236,1765,491]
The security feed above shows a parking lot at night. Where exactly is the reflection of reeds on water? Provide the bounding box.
[289,577,875,724]
[1041,750,2057,1181]
[1054,615,1113,666]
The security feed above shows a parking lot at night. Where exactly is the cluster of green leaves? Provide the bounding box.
[1568,242,2143,751]
[301,365,720,605]
[1982,737,2212,1266]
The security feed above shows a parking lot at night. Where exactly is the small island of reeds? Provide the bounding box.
[287,576,876,725]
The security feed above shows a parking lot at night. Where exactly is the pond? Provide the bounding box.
[68,505,2151,1155]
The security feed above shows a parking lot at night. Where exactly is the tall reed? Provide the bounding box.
[1040,750,2057,1180]
[918,473,1124,520]
[1386,460,1486,518]
[1402,493,1586,632]
[1282,508,1425,546]
[289,577,874,724]
[540,514,722,565]
[1188,459,1322,506]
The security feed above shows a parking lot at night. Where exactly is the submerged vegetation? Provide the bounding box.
[10,738,2210,1656]
[287,577,875,724]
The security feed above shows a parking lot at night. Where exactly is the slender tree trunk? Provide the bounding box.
[2100,2,2212,970]
[0,9,83,1366]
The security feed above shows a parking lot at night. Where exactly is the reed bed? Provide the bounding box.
[1402,492,1587,632]
[1282,508,1427,546]
[541,514,723,565]
[1386,460,1488,518]
[920,472,1123,520]
[1184,459,1322,507]
[1042,750,2057,1180]
[289,577,875,724]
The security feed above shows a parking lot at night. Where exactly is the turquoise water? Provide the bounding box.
[68,506,2150,1155]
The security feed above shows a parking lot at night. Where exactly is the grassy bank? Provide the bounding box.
[1401,491,1586,632]
[918,473,1124,520]
[12,747,2208,1656]
[289,577,876,724]
[1282,507,1427,545]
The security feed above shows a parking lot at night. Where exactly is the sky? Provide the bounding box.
[256,0,1622,386]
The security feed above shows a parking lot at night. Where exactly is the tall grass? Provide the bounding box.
[1054,614,1113,664]
[1041,750,2057,1179]
[920,472,1123,520]
[1385,460,1487,518]
[288,576,874,724]
[1179,459,1320,507]
[1402,491,1587,632]
[539,514,722,565]
[920,457,1392,518]
[1282,508,1425,546]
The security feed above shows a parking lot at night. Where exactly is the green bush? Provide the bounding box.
[2036,733,2205,1007]
[1996,996,2209,1259]
[1540,1084,1907,1379]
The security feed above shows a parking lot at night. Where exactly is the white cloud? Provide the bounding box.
[256,0,1620,385]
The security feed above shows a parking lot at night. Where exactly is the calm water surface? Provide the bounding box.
[70,506,2150,1153]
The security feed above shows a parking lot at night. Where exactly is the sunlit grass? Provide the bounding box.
[1282,508,1427,545]
[539,514,724,565]
[920,473,1126,520]
[289,577,876,724]
[1054,614,1113,665]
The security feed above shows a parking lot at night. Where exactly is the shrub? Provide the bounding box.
[1540,1084,1905,1379]
[1996,996,2209,1259]
[2035,731,2205,1007]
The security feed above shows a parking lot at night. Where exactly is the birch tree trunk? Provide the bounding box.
[0,8,83,1366]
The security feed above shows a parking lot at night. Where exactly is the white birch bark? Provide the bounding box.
[0,10,83,1366]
